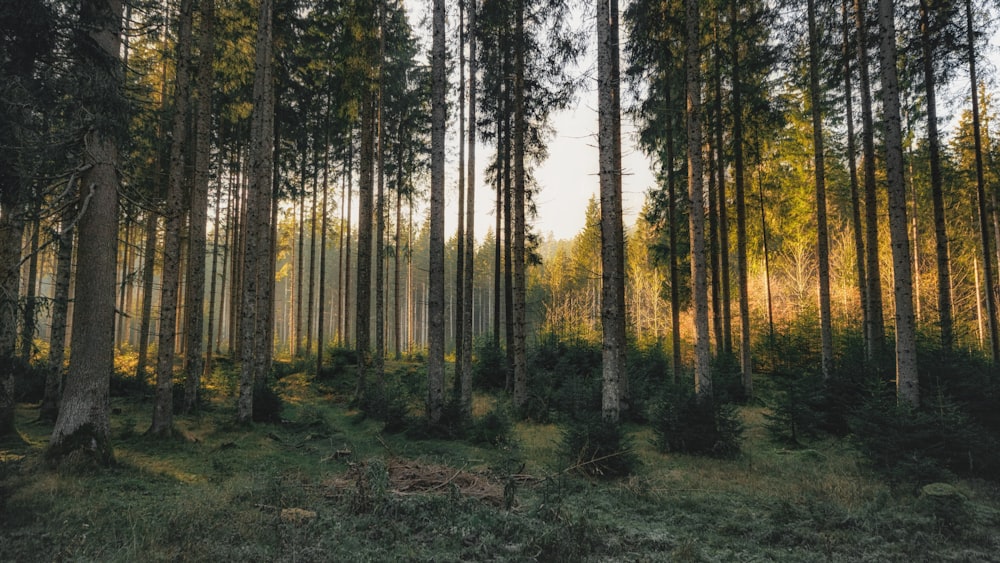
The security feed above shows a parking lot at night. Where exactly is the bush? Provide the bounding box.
[523,334,601,422]
[560,416,638,479]
[357,379,411,434]
[252,380,284,423]
[317,346,357,380]
[765,369,828,445]
[651,384,743,457]
[469,406,514,447]
[472,338,507,391]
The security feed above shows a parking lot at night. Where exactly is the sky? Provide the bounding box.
[407,1,656,245]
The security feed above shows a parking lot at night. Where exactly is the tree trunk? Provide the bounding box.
[0,191,25,436]
[428,0,447,424]
[686,0,711,401]
[48,0,123,464]
[375,2,386,385]
[152,0,195,436]
[343,137,354,347]
[455,0,467,400]
[511,0,529,412]
[842,0,869,360]
[855,0,885,360]
[317,125,330,377]
[598,0,626,423]
[713,12,732,356]
[184,0,215,412]
[461,0,478,418]
[41,187,77,421]
[237,0,274,423]
[21,213,40,361]
[356,93,375,397]
[877,0,918,406]
[136,213,158,384]
[807,0,834,379]
[730,0,752,397]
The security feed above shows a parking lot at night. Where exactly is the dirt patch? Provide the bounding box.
[326,458,507,506]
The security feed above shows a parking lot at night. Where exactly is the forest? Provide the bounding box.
[3,0,1000,560]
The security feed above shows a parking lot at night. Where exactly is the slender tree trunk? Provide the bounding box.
[807,0,834,379]
[856,0,885,359]
[842,0,869,355]
[878,0,918,406]
[317,125,330,376]
[713,12,732,356]
[455,0,467,399]
[136,213,158,383]
[966,0,999,364]
[598,0,626,423]
[307,150,318,353]
[730,0,752,396]
[461,0,478,418]
[428,0,447,424]
[20,213,40,361]
[296,175,305,354]
[375,2,386,385]
[0,193,25,436]
[394,123,404,360]
[184,0,215,411]
[48,0,123,463]
[237,0,274,423]
[343,137,354,347]
[667,83,682,380]
[511,0,529,411]
[686,0,711,401]
[41,186,77,421]
[356,94,375,397]
[152,0,195,435]
[205,151,224,375]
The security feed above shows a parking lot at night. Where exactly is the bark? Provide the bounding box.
[152,0,195,435]
[184,0,215,412]
[356,94,375,397]
[0,192,25,435]
[842,0,869,361]
[807,0,834,379]
[237,0,274,423]
[42,189,77,421]
[598,0,626,423]
[878,0,918,406]
[205,146,224,376]
[966,0,999,363]
[296,182,304,353]
[21,214,40,361]
[713,12,732,356]
[667,82,682,380]
[428,0,447,424]
[375,0,386,384]
[48,0,124,464]
[317,128,330,376]
[730,0,752,396]
[855,0,885,359]
[135,213,157,383]
[307,153,317,353]
[686,0,711,401]
[511,0,529,412]
[461,0,478,419]
[455,0,467,400]
[343,138,353,347]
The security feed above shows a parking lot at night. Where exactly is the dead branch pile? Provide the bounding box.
[325,458,506,506]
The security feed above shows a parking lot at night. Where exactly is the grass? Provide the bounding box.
[3,364,1000,562]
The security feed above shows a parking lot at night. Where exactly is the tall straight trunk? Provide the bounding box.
[730,0,751,396]
[966,0,999,363]
[878,0,918,406]
[152,0,195,435]
[205,149,224,374]
[428,0,447,424]
[807,0,834,379]
[494,144,502,346]
[461,0,478,418]
[375,3,386,384]
[503,94,515,391]
[842,0,869,354]
[337,161,346,347]
[511,0,529,411]
[757,148,775,339]
[855,0,885,359]
[48,0,123,463]
[407,193,414,351]
[114,216,129,349]
[666,82,682,380]
[708,115,723,354]
[296,175,306,353]
[394,147,403,360]
[237,0,274,423]
[356,94,375,396]
[307,151,318,353]
[41,187,77,421]
[136,213,158,383]
[184,0,215,411]
[713,12,732,356]
[21,214,41,360]
[455,0,467,397]
[317,128,330,376]
[686,0,711,401]
[0,194,25,435]
[343,138,354,347]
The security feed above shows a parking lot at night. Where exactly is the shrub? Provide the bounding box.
[472,337,507,391]
[357,379,411,434]
[651,384,743,457]
[470,406,514,447]
[560,416,638,479]
[252,380,284,423]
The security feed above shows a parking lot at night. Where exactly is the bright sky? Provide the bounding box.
[408,2,656,244]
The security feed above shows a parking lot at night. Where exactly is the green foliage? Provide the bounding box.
[523,334,602,423]
[356,379,411,435]
[469,406,514,448]
[318,346,358,380]
[471,337,506,391]
[764,369,828,445]
[651,383,743,457]
[560,417,638,479]
[252,380,284,423]
[10,356,45,403]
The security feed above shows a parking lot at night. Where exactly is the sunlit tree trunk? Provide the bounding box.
[184,0,215,411]
[152,0,195,435]
[807,0,834,379]
[317,123,330,376]
[598,0,626,422]
[878,0,918,406]
[511,0,529,412]
[713,11,732,357]
[427,0,447,423]
[686,0,711,401]
[48,0,123,463]
[730,0,752,396]
[454,0,467,399]
[41,188,76,422]
[237,0,274,423]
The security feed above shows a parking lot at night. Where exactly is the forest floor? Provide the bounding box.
[2,360,1000,562]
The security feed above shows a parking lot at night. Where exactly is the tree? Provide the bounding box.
[428,0,446,424]
[48,0,125,465]
[686,0,711,401]
[461,0,479,418]
[877,0,918,406]
[806,0,834,378]
[237,0,275,424]
[598,0,626,422]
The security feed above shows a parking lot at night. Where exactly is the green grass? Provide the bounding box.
[3,367,1000,562]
